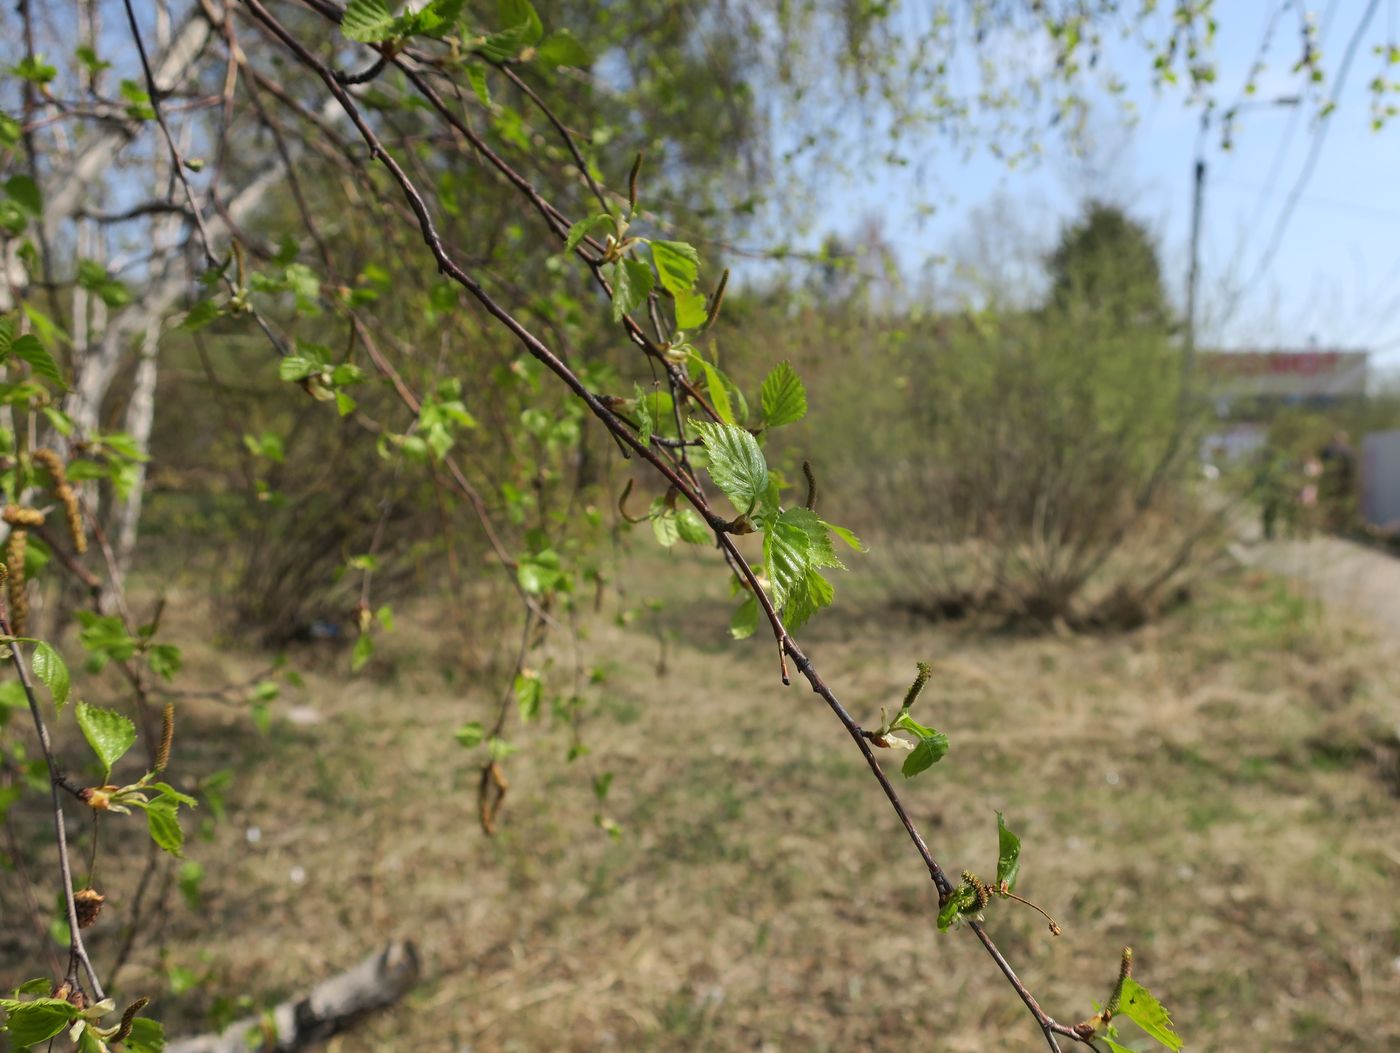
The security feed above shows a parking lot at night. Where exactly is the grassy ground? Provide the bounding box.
[4,549,1399,1051]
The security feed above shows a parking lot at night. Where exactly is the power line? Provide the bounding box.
[1246,0,1383,288]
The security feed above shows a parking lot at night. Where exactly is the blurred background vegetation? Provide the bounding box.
[2,2,1400,1051]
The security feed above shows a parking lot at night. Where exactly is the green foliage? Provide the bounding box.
[760,362,807,428]
[1119,979,1183,1052]
[694,422,768,516]
[996,812,1021,891]
[28,643,70,711]
[0,997,78,1046]
[650,241,700,294]
[899,721,949,778]
[75,702,136,780]
[936,882,980,932]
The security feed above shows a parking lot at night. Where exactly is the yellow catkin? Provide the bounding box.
[2,505,44,527]
[32,448,85,554]
[155,701,175,773]
[5,529,27,634]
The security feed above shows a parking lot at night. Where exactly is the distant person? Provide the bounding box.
[1319,431,1357,531]
[1257,452,1295,541]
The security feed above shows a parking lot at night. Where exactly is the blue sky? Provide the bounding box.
[796,3,1400,367]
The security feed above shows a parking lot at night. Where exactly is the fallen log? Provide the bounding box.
[167,940,420,1053]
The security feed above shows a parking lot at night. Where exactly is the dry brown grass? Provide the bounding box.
[4,554,1398,1051]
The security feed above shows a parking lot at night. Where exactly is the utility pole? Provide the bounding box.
[1183,97,1301,406]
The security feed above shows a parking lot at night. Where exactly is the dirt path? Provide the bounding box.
[1234,531,1400,635]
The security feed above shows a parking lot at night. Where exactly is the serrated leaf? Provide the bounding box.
[651,507,679,548]
[996,812,1022,892]
[12,333,64,388]
[610,257,654,321]
[650,240,699,294]
[144,795,184,856]
[901,730,949,778]
[0,999,79,1046]
[144,781,197,807]
[409,0,464,36]
[514,671,541,722]
[694,421,767,514]
[4,174,42,215]
[824,520,867,551]
[479,0,542,59]
[760,361,807,428]
[782,566,834,629]
[341,0,395,42]
[497,0,542,43]
[455,722,484,747]
[351,633,373,673]
[675,507,710,544]
[124,1016,164,1053]
[633,384,654,446]
[537,29,590,67]
[729,595,759,639]
[777,508,843,569]
[674,287,708,329]
[75,702,135,779]
[30,642,70,710]
[466,64,491,106]
[1119,979,1183,1051]
[566,213,610,253]
[689,352,735,425]
[1100,1038,1136,1053]
[179,299,221,331]
[892,711,936,738]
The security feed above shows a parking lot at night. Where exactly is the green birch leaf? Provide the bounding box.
[824,520,867,552]
[650,240,699,293]
[4,174,42,215]
[633,383,654,446]
[996,812,1022,891]
[30,642,70,711]
[514,671,541,722]
[144,796,184,856]
[124,1016,165,1053]
[762,515,814,609]
[777,507,843,569]
[0,999,79,1046]
[565,213,610,253]
[651,508,680,548]
[729,595,759,640]
[675,507,710,544]
[902,730,950,778]
[689,352,735,424]
[694,421,767,514]
[609,257,654,321]
[12,334,65,388]
[674,287,708,330]
[75,702,136,779]
[341,0,395,41]
[179,299,221,331]
[1119,979,1183,1052]
[760,361,807,427]
[466,64,491,106]
[782,566,834,629]
[455,722,484,747]
[496,0,543,44]
[351,633,374,672]
[1100,1038,1137,1053]
[536,29,590,67]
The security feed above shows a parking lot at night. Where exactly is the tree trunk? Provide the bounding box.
[165,941,420,1053]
